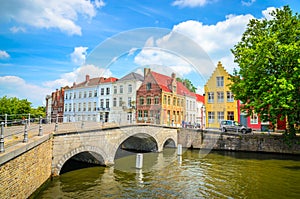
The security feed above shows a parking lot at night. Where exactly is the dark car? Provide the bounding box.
[220,120,252,134]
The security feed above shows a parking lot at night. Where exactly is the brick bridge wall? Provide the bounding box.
[0,139,52,199]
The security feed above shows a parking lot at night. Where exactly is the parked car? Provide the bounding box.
[220,120,252,134]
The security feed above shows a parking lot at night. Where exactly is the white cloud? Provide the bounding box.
[0,50,10,59]
[0,0,105,35]
[43,64,112,88]
[71,46,88,66]
[10,26,26,33]
[172,0,211,8]
[241,0,256,6]
[0,76,52,107]
[262,7,276,20]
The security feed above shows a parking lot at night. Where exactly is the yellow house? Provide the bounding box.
[204,61,238,128]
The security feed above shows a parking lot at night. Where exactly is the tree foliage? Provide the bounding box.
[230,6,300,135]
[176,77,197,93]
[0,96,45,122]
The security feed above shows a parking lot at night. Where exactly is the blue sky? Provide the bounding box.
[0,0,299,107]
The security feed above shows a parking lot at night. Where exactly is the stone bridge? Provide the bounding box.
[52,124,178,176]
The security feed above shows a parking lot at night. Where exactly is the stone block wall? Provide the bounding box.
[0,139,53,199]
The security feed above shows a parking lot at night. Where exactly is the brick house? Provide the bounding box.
[136,68,195,126]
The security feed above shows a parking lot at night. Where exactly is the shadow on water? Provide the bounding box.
[60,159,102,175]
[211,150,300,161]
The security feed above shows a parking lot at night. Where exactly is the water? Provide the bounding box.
[35,149,300,199]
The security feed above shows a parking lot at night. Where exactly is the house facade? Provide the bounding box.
[204,61,238,128]
[136,68,196,127]
[110,72,144,124]
[50,87,67,123]
[63,75,118,122]
[196,94,206,129]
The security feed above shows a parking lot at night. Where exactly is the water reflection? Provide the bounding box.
[35,149,300,199]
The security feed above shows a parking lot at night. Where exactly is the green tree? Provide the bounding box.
[230,6,300,136]
[176,78,197,93]
[0,96,32,121]
[30,106,46,119]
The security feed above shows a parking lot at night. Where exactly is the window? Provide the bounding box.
[154,96,159,105]
[138,110,143,120]
[120,85,123,94]
[227,91,234,102]
[208,92,214,103]
[119,97,123,107]
[84,91,87,98]
[73,103,76,112]
[69,103,71,111]
[69,93,72,99]
[94,102,97,111]
[208,112,215,123]
[227,111,234,120]
[114,86,117,94]
[79,92,82,98]
[106,87,110,95]
[106,99,109,108]
[113,98,117,107]
[65,93,68,99]
[74,92,76,99]
[177,98,180,106]
[147,97,151,105]
[128,97,132,107]
[217,92,224,102]
[251,113,258,124]
[163,95,167,104]
[94,90,97,97]
[100,99,104,108]
[139,97,144,105]
[146,82,151,91]
[83,103,86,111]
[101,88,104,95]
[217,76,224,87]
[88,102,91,111]
[78,103,81,111]
[217,111,224,122]
[167,96,171,105]
[64,104,67,112]
[89,91,92,98]
[144,110,148,119]
[173,97,176,106]
[128,84,132,93]
[186,100,189,110]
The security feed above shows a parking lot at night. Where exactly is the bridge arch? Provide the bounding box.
[53,145,109,176]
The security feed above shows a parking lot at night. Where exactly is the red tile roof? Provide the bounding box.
[71,76,118,88]
[151,71,195,97]
[195,94,205,103]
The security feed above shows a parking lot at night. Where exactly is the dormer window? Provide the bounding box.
[173,85,176,93]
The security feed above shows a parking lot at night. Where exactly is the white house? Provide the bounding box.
[110,72,143,124]
[63,75,118,122]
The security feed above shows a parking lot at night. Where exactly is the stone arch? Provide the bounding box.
[157,136,178,152]
[53,145,109,176]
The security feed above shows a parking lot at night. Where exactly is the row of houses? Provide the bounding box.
[45,68,205,127]
[46,61,286,131]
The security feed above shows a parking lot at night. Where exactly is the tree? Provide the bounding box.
[230,6,300,135]
[176,78,197,93]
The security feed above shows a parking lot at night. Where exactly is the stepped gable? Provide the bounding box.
[150,71,195,97]
[205,61,230,87]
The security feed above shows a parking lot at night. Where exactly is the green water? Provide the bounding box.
[36,150,300,199]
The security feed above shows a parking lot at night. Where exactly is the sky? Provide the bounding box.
[0,0,299,107]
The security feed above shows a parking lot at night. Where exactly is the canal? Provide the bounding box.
[34,149,300,198]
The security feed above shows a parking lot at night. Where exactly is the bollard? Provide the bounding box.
[38,116,43,136]
[81,120,84,129]
[0,122,5,152]
[177,144,182,156]
[5,114,7,127]
[54,115,58,132]
[23,120,28,143]
[136,153,143,169]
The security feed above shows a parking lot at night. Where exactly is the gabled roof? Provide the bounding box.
[71,76,118,88]
[119,72,144,82]
[150,71,195,98]
[205,61,230,87]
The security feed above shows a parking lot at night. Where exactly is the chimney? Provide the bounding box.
[73,82,76,87]
[171,72,176,79]
[86,75,90,82]
[144,68,151,77]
